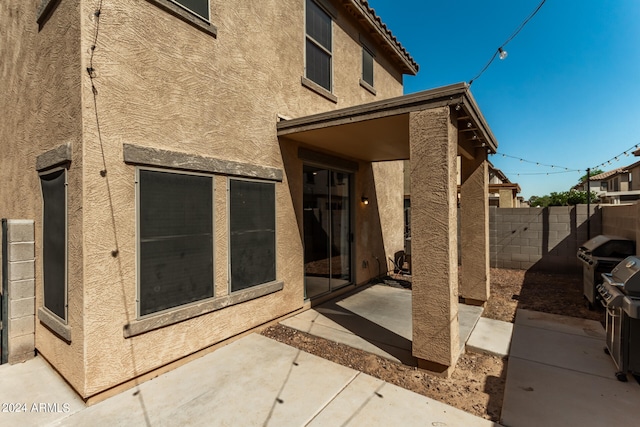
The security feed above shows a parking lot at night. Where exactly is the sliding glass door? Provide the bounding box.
[303,165,351,299]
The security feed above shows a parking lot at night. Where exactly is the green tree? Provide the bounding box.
[578,169,604,184]
[528,190,598,207]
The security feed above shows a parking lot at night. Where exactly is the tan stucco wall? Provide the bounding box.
[0,1,86,393]
[499,189,514,208]
[63,0,405,396]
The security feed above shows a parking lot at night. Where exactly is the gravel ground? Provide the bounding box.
[261,268,601,422]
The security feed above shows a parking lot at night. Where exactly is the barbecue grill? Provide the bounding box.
[599,256,640,381]
[577,235,635,309]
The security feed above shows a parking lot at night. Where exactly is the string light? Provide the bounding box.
[469,0,547,85]
[507,171,578,176]
[591,143,640,169]
[493,142,640,182]
[492,152,580,172]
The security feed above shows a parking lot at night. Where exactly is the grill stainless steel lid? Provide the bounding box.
[609,256,640,297]
[578,235,635,259]
[577,235,635,308]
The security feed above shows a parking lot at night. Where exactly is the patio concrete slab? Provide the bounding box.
[282,285,414,364]
[0,356,85,427]
[309,374,500,427]
[0,333,496,426]
[283,284,484,365]
[501,308,640,427]
[466,317,513,357]
[514,309,605,339]
[502,357,640,427]
[459,303,484,353]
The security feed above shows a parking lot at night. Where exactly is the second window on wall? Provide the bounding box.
[229,179,276,292]
[305,0,333,91]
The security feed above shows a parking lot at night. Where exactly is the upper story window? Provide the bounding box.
[305,0,333,91]
[172,0,209,21]
[362,47,374,87]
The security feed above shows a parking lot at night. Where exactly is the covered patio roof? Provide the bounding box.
[279,82,498,375]
[277,83,498,162]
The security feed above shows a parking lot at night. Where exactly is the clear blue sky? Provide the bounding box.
[367,0,640,199]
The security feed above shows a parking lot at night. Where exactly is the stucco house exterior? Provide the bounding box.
[575,161,640,204]
[487,163,521,208]
[1,0,497,401]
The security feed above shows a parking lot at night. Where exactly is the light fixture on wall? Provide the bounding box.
[361,196,369,205]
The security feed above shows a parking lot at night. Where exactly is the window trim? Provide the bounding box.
[136,166,216,320]
[123,280,283,337]
[168,0,211,22]
[304,0,334,94]
[38,166,68,325]
[227,177,278,294]
[145,0,217,37]
[36,0,59,26]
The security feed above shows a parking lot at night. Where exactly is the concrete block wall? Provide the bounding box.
[2,219,36,364]
[490,205,601,272]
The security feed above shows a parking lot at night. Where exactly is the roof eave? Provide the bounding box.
[344,0,419,75]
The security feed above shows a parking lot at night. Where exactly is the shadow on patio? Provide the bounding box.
[281,283,483,367]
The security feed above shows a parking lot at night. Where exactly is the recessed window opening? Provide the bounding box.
[305,0,333,91]
[362,46,374,87]
[229,179,276,292]
[137,168,214,317]
[171,0,210,21]
[40,168,68,322]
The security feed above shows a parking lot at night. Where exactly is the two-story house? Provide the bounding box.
[487,162,521,207]
[1,0,497,400]
[576,161,640,204]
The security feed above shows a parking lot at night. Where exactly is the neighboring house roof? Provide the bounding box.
[343,0,419,75]
[590,168,627,181]
[488,161,510,184]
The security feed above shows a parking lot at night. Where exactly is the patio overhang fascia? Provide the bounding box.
[277,82,498,163]
[488,182,522,195]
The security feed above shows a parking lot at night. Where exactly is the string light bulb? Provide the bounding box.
[498,47,508,60]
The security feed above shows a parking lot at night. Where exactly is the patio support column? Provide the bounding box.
[460,152,490,304]
[409,107,459,375]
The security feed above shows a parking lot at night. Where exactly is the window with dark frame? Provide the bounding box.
[305,0,332,91]
[138,169,214,317]
[362,47,374,87]
[40,169,67,322]
[229,179,276,292]
[171,0,209,20]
